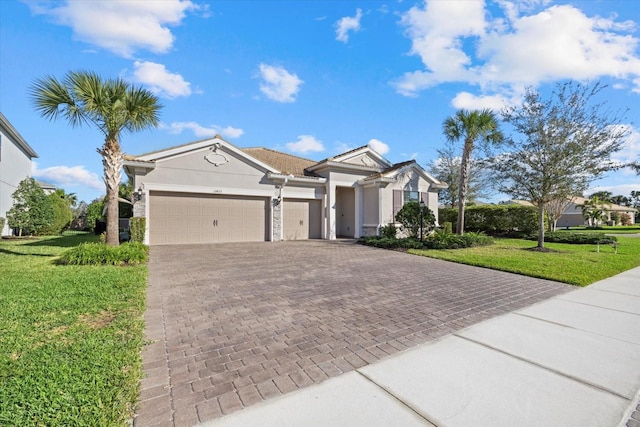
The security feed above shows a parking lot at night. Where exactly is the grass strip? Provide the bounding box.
[0,233,146,426]
[410,236,640,286]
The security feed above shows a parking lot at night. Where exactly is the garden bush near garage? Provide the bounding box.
[58,241,148,266]
[360,231,494,250]
[0,233,146,426]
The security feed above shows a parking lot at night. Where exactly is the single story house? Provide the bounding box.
[508,197,636,227]
[124,136,447,245]
[0,112,39,236]
[558,196,636,227]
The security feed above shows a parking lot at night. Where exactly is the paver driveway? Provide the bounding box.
[134,240,572,427]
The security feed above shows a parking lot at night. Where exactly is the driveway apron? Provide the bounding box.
[133,240,572,426]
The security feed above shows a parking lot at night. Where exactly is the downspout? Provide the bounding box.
[278,175,293,241]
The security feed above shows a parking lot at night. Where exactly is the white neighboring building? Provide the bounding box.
[0,113,39,236]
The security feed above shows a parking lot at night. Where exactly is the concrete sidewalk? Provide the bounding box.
[199,267,640,427]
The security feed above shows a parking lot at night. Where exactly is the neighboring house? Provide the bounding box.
[0,113,39,236]
[124,136,447,245]
[36,180,57,195]
[559,196,636,227]
[508,197,636,227]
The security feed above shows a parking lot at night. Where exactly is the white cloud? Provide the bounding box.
[285,135,324,153]
[32,162,103,191]
[395,1,640,98]
[335,8,363,43]
[258,64,303,103]
[588,183,640,197]
[28,0,196,58]
[368,138,390,155]
[611,124,640,165]
[451,90,524,111]
[162,121,244,139]
[132,61,192,98]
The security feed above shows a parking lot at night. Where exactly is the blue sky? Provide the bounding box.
[1,0,639,204]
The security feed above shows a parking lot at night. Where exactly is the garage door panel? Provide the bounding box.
[283,199,322,240]
[150,191,268,245]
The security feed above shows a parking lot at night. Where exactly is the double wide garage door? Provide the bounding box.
[149,191,268,245]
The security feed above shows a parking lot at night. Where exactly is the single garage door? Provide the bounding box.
[283,198,322,240]
[149,191,268,245]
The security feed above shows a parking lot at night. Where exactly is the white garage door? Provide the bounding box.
[149,191,268,245]
[283,198,322,240]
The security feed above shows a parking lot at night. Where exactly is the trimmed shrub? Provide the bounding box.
[58,242,148,266]
[130,217,146,243]
[380,223,397,239]
[528,232,617,245]
[359,231,493,250]
[423,230,494,249]
[359,237,423,249]
[439,205,539,235]
[395,201,436,238]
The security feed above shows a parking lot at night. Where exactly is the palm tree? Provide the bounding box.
[30,71,161,245]
[443,109,502,235]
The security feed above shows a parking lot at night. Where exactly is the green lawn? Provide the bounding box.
[410,236,640,286]
[0,233,146,426]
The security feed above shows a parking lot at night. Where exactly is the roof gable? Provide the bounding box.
[127,136,279,174]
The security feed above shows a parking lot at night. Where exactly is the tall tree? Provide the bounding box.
[428,140,492,208]
[30,71,161,245]
[6,178,54,236]
[588,191,612,202]
[443,109,503,234]
[491,82,629,248]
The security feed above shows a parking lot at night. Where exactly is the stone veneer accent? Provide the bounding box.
[272,200,282,241]
[133,197,145,218]
[361,225,379,237]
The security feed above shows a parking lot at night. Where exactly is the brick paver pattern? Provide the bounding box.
[134,240,573,426]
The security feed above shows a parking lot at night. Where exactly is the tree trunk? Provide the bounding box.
[100,137,122,246]
[456,140,473,235]
[537,203,545,248]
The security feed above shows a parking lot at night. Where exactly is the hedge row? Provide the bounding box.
[439,205,540,235]
[527,231,617,245]
[360,231,494,250]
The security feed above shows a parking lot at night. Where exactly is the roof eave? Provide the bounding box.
[0,112,38,158]
[267,172,327,184]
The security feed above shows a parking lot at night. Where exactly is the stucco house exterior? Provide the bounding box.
[558,196,636,227]
[0,113,39,236]
[509,197,636,227]
[124,136,447,245]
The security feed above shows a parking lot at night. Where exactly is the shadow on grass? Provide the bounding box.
[22,233,98,248]
[0,247,53,257]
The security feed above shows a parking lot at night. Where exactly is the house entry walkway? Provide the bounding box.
[134,240,573,426]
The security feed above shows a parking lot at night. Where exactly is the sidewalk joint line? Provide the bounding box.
[554,295,640,317]
[513,312,640,346]
[355,370,441,427]
[453,334,631,401]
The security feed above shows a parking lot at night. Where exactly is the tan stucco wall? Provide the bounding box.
[145,148,269,190]
[363,186,379,225]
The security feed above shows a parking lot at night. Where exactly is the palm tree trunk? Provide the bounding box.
[456,140,472,235]
[99,137,122,246]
